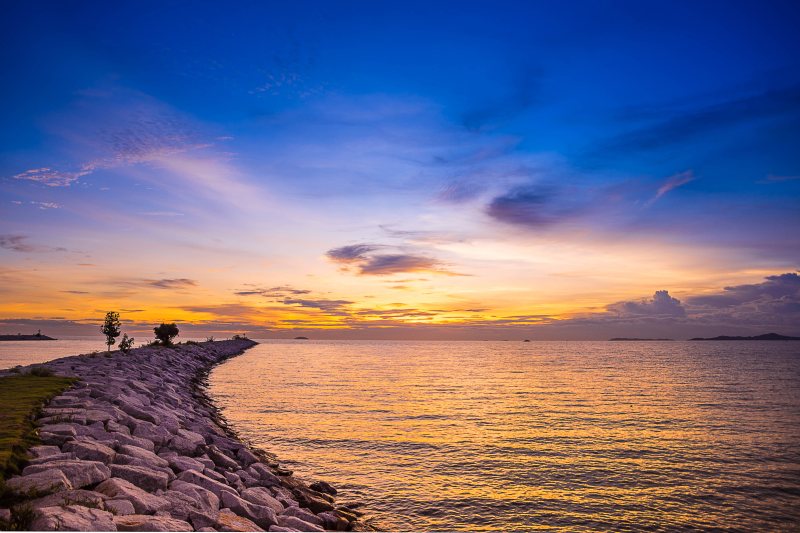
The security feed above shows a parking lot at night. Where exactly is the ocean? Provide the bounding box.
[3,339,799,530]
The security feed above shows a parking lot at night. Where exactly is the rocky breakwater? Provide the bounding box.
[2,340,372,532]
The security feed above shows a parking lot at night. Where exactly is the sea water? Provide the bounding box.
[208,340,800,531]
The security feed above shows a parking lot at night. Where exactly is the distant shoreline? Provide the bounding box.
[0,334,56,341]
[609,338,674,341]
[690,333,800,341]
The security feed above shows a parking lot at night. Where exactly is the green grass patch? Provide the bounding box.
[0,373,76,480]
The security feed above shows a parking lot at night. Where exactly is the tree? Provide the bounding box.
[154,323,179,346]
[101,312,121,352]
[119,333,135,353]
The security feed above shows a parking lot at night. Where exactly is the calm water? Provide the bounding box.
[208,340,800,531]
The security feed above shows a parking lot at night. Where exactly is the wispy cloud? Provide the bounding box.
[649,170,694,205]
[326,243,463,276]
[0,235,66,253]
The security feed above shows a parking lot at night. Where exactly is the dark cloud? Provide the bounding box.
[283,298,354,315]
[325,244,381,263]
[608,290,687,317]
[686,273,800,310]
[0,234,66,253]
[233,285,312,298]
[486,186,561,227]
[147,278,197,289]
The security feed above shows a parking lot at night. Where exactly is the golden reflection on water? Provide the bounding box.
[209,340,800,531]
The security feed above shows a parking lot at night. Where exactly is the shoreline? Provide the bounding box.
[0,340,375,531]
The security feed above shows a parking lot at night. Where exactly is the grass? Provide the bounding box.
[0,373,76,480]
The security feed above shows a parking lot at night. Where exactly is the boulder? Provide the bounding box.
[241,487,284,514]
[168,480,220,514]
[30,505,116,531]
[236,448,259,466]
[166,455,205,473]
[95,478,171,514]
[281,506,323,526]
[63,439,116,463]
[5,470,72,495]
[113,432,156,452]
[207,445,240,470]
[176,470,237,500]
[117,401,161,424]
[117,445,170,468]
[113,515,193,531]
[29,489,106,509]
[277,515,325,532]
[247,464,281,487]
[106,499,137,516]
[23,460,110,489]
[220,490,278,529]
[132,421,172,446]
[28,445,62,458]
[309,480,337,496]
[110,464,169,492]
[317,511,350,531]
[27,452,76,465]
[216,508,264,532]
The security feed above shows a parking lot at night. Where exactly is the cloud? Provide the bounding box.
[758,174,800,183]
[13,168,88,187]
[0,234,66,253]
[147,278,197,290]
[325,244,382,263]
[650,170,694,204]
[233,285,311,298]
[608,290,687,317]
[326,243,463,276]
[686,272,800,310]
[485,185,561,228]
[283,298,353,315]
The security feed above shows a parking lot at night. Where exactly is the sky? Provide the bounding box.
[1,0,799,340]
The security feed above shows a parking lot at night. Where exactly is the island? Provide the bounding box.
[609,338,673,341]
[690,333,800,341]
[294,336,309,340]
[0,331,56,341]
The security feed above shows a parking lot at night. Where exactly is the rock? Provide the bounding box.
[113,433,157,452]
[220,490,278,529]
[63,439,116,463]
[31,505,117,531]
[5,469,72,495]
[277,515,325,532]
[39,423,78,437]
[317,511,349,531]
[168,429,205,454]
[29,489,106,509]
[309,480,337,496]
[117,445,170,468]
[117,401,161,424]
[166,455,205,473]
[236,448,259,466]
[28,445,62,458]
[106,499,137,516]
[207,445,240,470]
[176,470,237,499]
[114,515,193,531]
[216,508,265,532]
[197,528,217,532]
[85,409,115,424]
[23,460,110,489]
[95,478,171,514]
[296,492,334,514]
[110,464,169,492]
[267,527,294,532]
[169,480,220,514]
[27,452,76,465]
[281,506,323,526]
[132,421,172,446]
[241,487,284,514]
[247,464,282,487]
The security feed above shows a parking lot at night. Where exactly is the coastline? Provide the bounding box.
[0,340,375,532]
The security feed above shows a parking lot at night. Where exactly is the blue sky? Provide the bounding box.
[1,1,799,338]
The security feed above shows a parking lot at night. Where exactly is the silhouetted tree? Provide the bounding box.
[154,323,179,346]
[101,311,121,352]
[119,333,135,353]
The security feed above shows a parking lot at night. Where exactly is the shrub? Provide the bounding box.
[28,366,53,377]
[206,336,215,342]
[119,334,134,353]
[153,323,179,346]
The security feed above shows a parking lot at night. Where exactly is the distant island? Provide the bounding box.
[690,333,800,341]
[0,331,56,341]
[609,337,674,341]
[294,336,309,340]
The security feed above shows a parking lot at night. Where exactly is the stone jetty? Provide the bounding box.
[2,340,373,531]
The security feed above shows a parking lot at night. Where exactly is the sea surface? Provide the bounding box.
[209,340,800,531]
[3,339,799,531]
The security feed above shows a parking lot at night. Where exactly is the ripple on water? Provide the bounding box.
[209,340,800,531]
